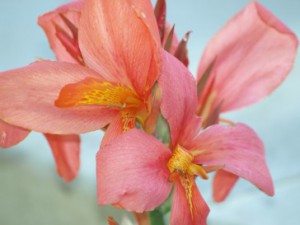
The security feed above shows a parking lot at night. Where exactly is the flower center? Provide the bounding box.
[167,145,208,219]
[167,145,208,181]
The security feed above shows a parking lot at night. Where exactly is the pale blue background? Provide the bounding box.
[0,1,299,225]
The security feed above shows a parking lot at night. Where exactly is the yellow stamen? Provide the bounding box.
[167,145,210,220]
[167,145,208,179]
[167,145,193,174]
[188,164,208,180]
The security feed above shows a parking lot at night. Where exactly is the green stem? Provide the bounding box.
[149,208,165,225]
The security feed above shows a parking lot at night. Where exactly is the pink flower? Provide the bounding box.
[0,1,83,182]
[0,0,161,148]
[196,2,298,201]
[96,51,274,225]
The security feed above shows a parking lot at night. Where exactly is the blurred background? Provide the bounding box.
[0,0,299,224]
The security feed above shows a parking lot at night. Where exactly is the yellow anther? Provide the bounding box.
[167,145,208,179]
[167,145,209,220]
[167,145,193,174]
[188,164,208,180]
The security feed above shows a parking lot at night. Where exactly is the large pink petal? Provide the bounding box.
[79,0,161,96]
[0,61,118,134]
[38,0,83,63]
[97,129,172,212]
[44,133,80,182]
[159,51,197,147]
[170,179,209,225]
[197,2,298,112]
[212,170,239,202]
[193,123,274,196]
[0,120,30,148]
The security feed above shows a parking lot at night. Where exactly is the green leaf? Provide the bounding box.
[156,113,170,146]
[149,209,165,225]
[160,187,174,214]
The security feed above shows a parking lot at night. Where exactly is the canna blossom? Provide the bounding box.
[0,0,161,149]
[97,52,274,225]
[196,2,298,201]
[0,1,83,182]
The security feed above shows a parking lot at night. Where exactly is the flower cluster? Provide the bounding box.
[0,0,298,225]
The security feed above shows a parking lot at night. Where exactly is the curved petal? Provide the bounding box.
[212,170,239,202]
[159,50,197,147]
[192,123,274,196]
[44,133,80,182]
[100,114,123,147]
[38,0,83,63]
[170,179,209,225]
[0,120,30,148]
[0,61,118,134]
[97,129,172,212]
[79,0,161,96]
[197,2,298,113]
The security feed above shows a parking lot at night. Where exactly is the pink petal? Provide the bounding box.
[170,179,209,225]
[38,0,83,63]
[79,0,161,96]
[197,2,298,112]
[213,170,239,202]
[44,134,80,182]
[0,61,118,134]
[0,120,30,148]
[159,50,197,146]
[193,123,274,196]
[178,115,203,150]
[97,129,172,212]
[100,114,123,147]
